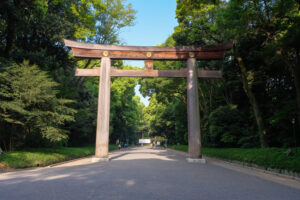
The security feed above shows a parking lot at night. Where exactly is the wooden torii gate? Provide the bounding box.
[64,39,232,162]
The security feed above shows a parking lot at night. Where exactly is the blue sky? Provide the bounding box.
[119,0,178,106]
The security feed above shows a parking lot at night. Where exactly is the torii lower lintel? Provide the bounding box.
[64,39,232,162]
[75,68,222,78]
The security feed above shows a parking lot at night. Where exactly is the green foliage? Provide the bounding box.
[0,145,117,169]
[139,0,299,148]
[169,145,300,173]
[168,145,188,152]
[174,0,221,45]
[110,66,143,145]
[139,36,188,144]
[0,0,137,151]
[207,105,257,147]
[0,61,76,147]
[172,0,300,148]
[0,0,298,152]
[90,0,136,44]
[142,79,188,144]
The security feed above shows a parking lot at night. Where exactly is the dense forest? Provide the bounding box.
[0,0,299,151]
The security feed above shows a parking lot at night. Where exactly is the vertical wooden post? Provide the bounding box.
[95,57,111,159]
[187,58,204,162]
[145,60,153,70]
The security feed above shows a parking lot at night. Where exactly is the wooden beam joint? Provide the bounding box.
[145,60,153,70]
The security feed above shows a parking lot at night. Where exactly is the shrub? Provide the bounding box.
[207,105,257,147]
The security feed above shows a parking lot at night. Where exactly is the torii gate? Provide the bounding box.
[64,39,232,162]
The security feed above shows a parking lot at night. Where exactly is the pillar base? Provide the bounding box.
[186,158,206,164]
[91,157,110,162]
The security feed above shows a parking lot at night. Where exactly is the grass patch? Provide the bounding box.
[169,145,188,152]
[0,145,117,169]
[168,145,300,173]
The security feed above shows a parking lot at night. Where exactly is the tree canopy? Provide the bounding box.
[0,0,299,151]
[0,0,139,150]
[139,0,299,148]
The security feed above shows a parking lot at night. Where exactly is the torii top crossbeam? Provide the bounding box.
[64,39,232,60]
[64,39,232,78]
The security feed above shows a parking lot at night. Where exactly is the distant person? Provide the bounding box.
[118,144,121,150]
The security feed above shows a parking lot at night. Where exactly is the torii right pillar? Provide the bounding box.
[186,57,206,163]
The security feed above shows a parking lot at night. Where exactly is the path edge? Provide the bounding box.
[0,148,120,173]
[167,148,300,181]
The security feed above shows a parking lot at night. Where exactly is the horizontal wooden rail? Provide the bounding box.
[75,68,222,78]
[71,48,225,60]
[64,39,233,52]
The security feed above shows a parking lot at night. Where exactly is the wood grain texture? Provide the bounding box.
[187,58,202,158]
[64,39,233,52]
[71,48,225,60]
[95,57,111,158]
[145,60,153,70]
[75,68,222,78]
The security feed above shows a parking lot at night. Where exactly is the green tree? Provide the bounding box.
[89,0,136,44]
[110,76,141,144]
[139,37,188,144]
[74,0,136,90]
[172,0,300,148]
[217,0,299,147]
[0,0,137,149]
[208,105,257,147]
[0,61,76,150]
[174,0,223,45]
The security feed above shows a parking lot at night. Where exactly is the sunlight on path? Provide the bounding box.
[110,147,175,161]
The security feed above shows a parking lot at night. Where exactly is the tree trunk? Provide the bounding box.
[276,48,300,132]
[237,57,269,148]
[275,42,300,130]
[292,64,300,129]
[3,9,16,58]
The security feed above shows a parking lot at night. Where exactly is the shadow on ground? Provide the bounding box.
[1,147,300,200]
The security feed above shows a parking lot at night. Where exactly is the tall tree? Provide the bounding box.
[0,0,138,150]
[110,67,143,144]
[0,61,75,149]
[217,0,299,147]
[89,0,136,44]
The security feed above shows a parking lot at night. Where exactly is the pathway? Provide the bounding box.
[0,147,300,200]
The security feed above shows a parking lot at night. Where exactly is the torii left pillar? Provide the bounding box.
[93,57,111,162]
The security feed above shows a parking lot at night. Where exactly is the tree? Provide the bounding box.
[139,37,188,144]
[170,0,300,148]
[0,0,138,150]
[88,0,136,44]
[0,61,75,150]
[216,0,299,147]
[208,105,257,147]
[74,0,137,88]
[174,0,223,46]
